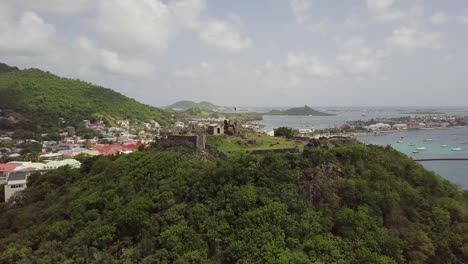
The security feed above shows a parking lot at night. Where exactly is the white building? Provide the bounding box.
[44,159,81,170]
[365,123,391,131]
[10,162,46,171]
[174,121,185,128]
[392,123,408,130]
[4,171,31,202]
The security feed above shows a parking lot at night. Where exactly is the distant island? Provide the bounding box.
[267,105,335,116]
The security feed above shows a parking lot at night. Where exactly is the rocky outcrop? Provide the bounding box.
[299,163,346,207]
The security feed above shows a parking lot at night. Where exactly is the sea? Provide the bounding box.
[253,107,468,190]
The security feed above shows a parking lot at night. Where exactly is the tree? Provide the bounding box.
[273,127,297,138]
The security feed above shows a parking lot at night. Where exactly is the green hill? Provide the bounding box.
[1,142,467,263]
[268,105,334,116]
[0,63,171,131]
[166,100,221,111]
[0,63,19,74]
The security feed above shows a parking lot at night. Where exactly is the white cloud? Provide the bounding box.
[337,38,386,76]
[174,61,213,78]
[96,0,176,54]
[0,2,15,24]
[385,26,444,53]
[6,0,92,15]
[344,14,365,29]
[0,11,59,56]
[291,0,328,31]
[287,53,336,77]
[199,20,252,51]
[96,0,250,54]
[367,0,404,22]
[458,14,468,25]
[429,12,449,25]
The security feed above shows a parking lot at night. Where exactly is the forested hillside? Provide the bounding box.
[1,143,467,263]
[0,64,171,130]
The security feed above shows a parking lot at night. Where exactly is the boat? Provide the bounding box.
[397,140,404,143]
[408,143,415,146]
[451,147,463,151]
[412,150,419,153]
[440,144,447,147]
[424,138,433,141]
[416,147,426,151]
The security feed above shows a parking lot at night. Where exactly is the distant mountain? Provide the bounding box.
[0,63,171,131]
[0,62,19,74]
[166,100,221,111]
[267,105,334,116]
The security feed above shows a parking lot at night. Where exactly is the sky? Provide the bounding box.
[1,0,468,107]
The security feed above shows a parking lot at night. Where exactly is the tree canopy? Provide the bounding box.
[0,143,467,263]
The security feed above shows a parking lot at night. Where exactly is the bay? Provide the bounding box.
[254,107,468,189]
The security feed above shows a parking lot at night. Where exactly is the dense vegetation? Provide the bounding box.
[268,106,334,116]
[1,142,467,263]
[0,63,171,131]
[274,127,298,138]
[166,101,221,111]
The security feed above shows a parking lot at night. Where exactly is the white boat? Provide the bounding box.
[424,138,433,141]
[451,147,463,151]
[440,144,447,147]
[416,147,426,151]
[408,143,415,146]
[397,140,404,143]
[412,150,419,153]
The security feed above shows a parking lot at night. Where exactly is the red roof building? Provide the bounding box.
[90,144,124,156]
[0,163,20,182]
[122,142,141,152]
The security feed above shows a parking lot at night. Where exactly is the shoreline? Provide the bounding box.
[355,125,468,138]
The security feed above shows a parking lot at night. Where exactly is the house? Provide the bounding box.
[90,143,123,156]
[4,171,31,202]
[9,162,46,171]
[174,121,185,128]
[39,152,64,161]
[44,159,81,170]
[0,163,19,184]
[207,124,224,135]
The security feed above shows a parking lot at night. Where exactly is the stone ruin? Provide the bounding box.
[223,119,241,136]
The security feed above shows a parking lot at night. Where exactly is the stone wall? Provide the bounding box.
[166,135,206,151]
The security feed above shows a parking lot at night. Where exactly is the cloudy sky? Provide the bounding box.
[1,0,468,107]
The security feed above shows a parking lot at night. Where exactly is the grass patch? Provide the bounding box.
[208,133,307,154]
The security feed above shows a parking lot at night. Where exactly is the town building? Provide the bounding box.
[4,171,31,202]
[174,121,185,128]
[43,159,81,170]
[0,163,19,184]
[392,124,408,130]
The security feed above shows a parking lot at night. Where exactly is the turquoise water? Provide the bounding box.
[358,127,468,189]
